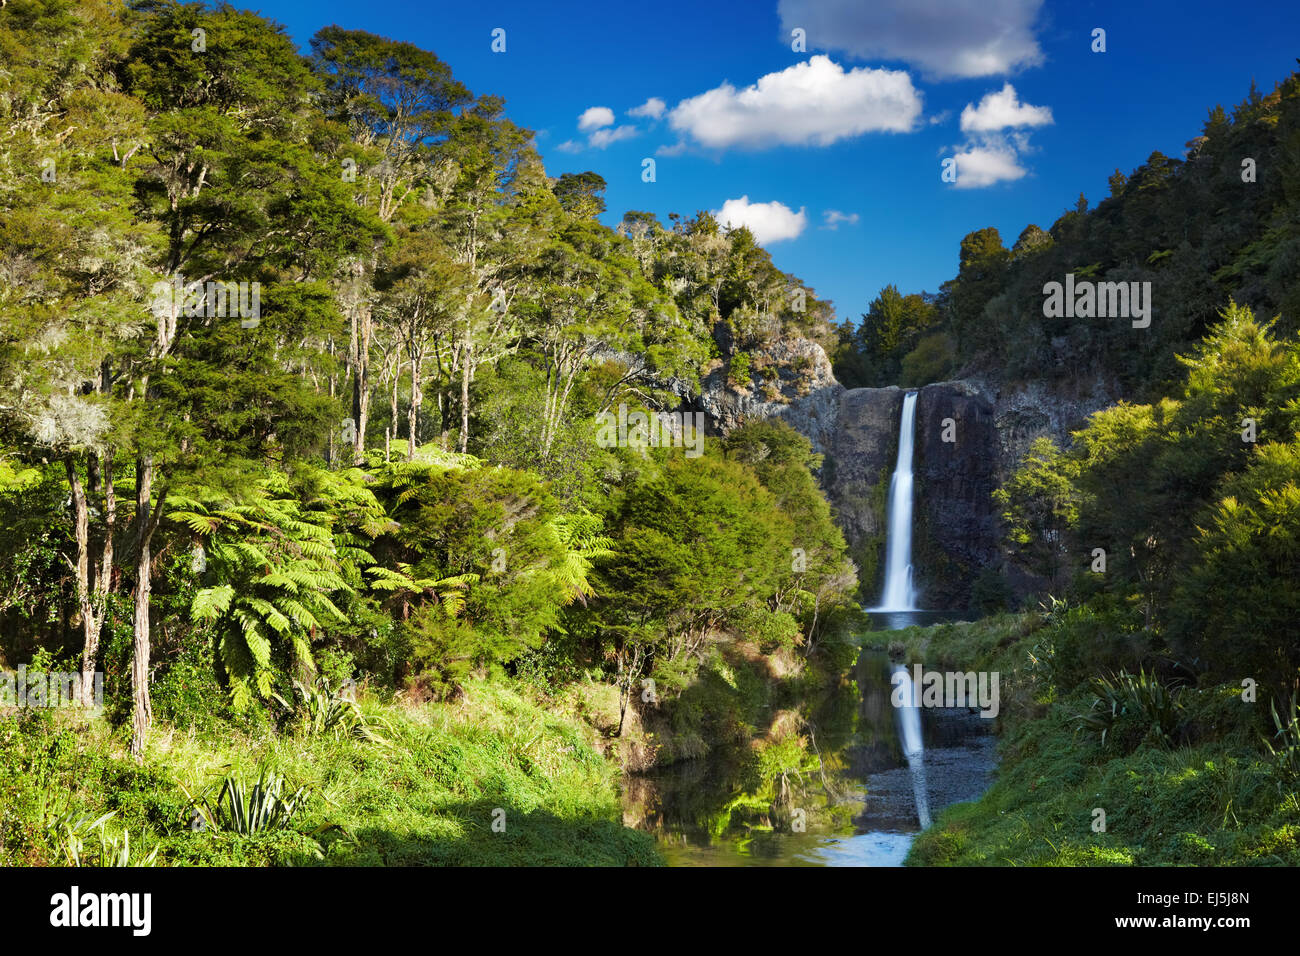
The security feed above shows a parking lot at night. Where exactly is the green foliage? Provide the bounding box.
[728,351,752,387]
[171,474,360,709]
[997,304,1300,695]
[909,615,1300,866]
[1076,668,1185,750]
[273,676,392,746]
[186,767,310,835]
[47,810,158,867]
[968,565,1013,615]
[1263,693,1300,785]
[899,332,956,387]
[0,0,879,875]
[833,285,939,387]
[1172,438,1300,689]
[994,437,1080,588]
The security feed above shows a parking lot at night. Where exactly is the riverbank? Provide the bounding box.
[0,679,659,866]
[878,612,1300,865]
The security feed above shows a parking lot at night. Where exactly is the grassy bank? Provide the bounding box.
[0,679,660,867]
[874,612,1300,866]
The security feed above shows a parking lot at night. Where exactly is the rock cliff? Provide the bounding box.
[685,336,1117,609]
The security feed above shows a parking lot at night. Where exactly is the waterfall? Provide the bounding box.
[891,663,932,828]
[875,391,919,611]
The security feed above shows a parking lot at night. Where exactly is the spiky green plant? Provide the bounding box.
[537,511,615,606]
[170,472,377,709]
[47,810,157,866]
[185,767,309,834]
[1076,667,1183,748]
[1263,692,1300,783]
[272,676,393,746]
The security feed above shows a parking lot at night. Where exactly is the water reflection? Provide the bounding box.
[868,609,969,631]
[890,662,931,828]
[624,646,997,866]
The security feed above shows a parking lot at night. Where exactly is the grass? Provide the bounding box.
[879,611,1300,866]
[0,679,661,867]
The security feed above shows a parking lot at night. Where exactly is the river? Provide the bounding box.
[622,618,997,866]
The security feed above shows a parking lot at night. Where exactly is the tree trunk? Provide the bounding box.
[327,340,338,468]
[387,362,398,463]
[408,351,422,460]
[67,452,116,708]
[130,454,156,759]
[66,456,93,695]
[352,303,372,464]
[458,329,472,454]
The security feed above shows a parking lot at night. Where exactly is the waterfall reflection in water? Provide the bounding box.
[624,648,996,866]
[891,663,931,829]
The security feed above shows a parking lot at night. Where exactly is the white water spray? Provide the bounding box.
[874,392,919,612]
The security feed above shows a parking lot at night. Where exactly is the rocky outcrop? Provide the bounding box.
[963,374,1119,483]
[694,336,842,453]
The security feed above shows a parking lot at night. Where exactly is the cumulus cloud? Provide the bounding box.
[668,55,921,150]
[715,196,808,244]
[562,107,640,151]
[777,0,1044,80]
[949,136,1027,188]
[628,97,667,120]
[943,83,1053,187]
[577,106,615,131]
[960,83,1053,133]
[822,209,860,229]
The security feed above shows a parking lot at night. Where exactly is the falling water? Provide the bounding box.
[891,663,931,828]
[875,391,919,612]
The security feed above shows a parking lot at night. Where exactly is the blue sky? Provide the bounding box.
[257,0,1300,324]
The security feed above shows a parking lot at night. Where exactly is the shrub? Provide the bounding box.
[1076,668,1183,750]
[185,767,309,835]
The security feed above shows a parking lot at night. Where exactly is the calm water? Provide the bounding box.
[867,609,971,631]
[623,645,997,867]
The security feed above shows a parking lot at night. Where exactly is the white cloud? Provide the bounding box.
[715,196,808,244]
[668,55,921,150]
[942,84,1053,187]
[628,97,667,120]
[949,136,1027,188]
[960,83,1052,133]
[555,140,582,154]
[655,140,688,157]
[777,0,1044,80]
[577,106,615,131]
[822,209,860,229]
[588,125,638,149]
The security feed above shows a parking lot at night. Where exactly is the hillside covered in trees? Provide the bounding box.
[0,0,863,865]
[833,68,1300,396]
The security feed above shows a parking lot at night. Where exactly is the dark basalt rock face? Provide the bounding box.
[821,387,904,596]
[911,383,1000,609]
